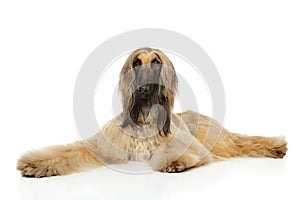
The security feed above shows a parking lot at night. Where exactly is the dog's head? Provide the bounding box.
[119,47,178,136]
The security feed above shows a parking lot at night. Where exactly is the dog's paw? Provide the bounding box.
[268,137,288,159]
[159,161,186,173]
[17,153,60,178]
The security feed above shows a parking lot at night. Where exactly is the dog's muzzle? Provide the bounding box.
[138,85,150,95]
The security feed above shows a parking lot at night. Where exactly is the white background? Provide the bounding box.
[1,0,300,199]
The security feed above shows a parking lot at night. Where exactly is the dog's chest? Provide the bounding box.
[126,135,162,161]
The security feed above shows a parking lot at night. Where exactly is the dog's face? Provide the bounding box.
[133,52,162,99]
[119,48,178,136]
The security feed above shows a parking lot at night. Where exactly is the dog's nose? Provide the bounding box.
[138,85,150,93]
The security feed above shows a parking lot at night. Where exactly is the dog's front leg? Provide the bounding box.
[148,131,217,173]
[17,141,102,178]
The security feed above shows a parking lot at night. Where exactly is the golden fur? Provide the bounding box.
[17,48,287,177]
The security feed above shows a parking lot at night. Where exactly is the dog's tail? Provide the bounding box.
[210,131,288,159]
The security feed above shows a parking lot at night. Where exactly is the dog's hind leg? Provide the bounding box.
[179,110,287,159]
[219,133,288,159]
[196,120,287,158]
[196,125,288,159]
[198,124,287,159]
[17,141,102,178]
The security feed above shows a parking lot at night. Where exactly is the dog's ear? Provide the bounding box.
[157,93,171,136]
[121,94,139,129]
[119,52,134,128]
[154,50,178,109]
[152,49,177,136]
[119,58,136,111]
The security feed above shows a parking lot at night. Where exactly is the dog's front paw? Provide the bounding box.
[159,161,186,173]
[17,153,61,178]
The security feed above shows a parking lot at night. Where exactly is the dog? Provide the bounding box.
[17,47,287,177]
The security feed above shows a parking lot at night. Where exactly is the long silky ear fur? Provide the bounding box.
[154,49,178,136]
[121,94,139,128]
[154,49,178,109]
[157,89,171,136]
[119,51,136,128]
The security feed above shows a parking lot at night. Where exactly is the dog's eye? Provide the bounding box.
[133,58,142,68]
[151,58,161,69]
[151,58,161,65]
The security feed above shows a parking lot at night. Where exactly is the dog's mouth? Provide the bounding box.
[131,84,161,121]
[139,93,151,99]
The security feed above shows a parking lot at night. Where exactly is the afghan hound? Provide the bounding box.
[17,47,287,177]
